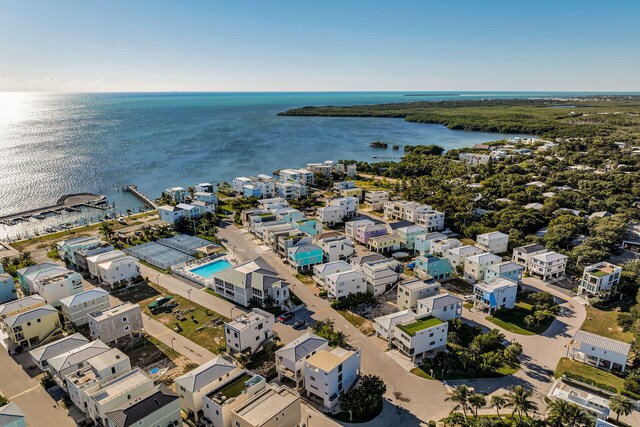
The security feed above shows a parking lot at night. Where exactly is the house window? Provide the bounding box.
[122,317,128,323]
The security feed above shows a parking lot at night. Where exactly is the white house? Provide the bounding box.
[414,232,448,255]
[304,347,361,409]
[396,225,429,251]
[88,303,144,344]
[485,261,524,284]
[392,316,448,363]
[430,238,462,256]
[356,257,401,296]
[165,186,188,203]
[373,310,417,342]
[364,191,389,210]
[445,245,483,269]
[230,384,301,427]
[317,197,359,225]
[96,255,140,288]
[529,251,567,282]
[512,244,548,270]
[47,340,111,386]
[475,231,509,254]
[396,279,440,311]
[29,332,89,371]
[316,235,355,263]
[473,278,518,313]
[578,262,623,296]
[201,372,267,427]
[324,270,367,299]
[313,261,352,284]
[275,332,329,389]
[463,253,502,283]
[224,308,274,355]
[174,356,240,422]
[416,293,463,321]
[29,266,83,307]
[570,330,631,372]
[280,168,314,185]
[86,250,127,279]
[57,237,102,267]
[383,201,445,231]
[105,384,180,427]
[459,153,493,165]
[59,288,111,326]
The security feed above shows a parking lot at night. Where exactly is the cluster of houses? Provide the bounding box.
[158,183,218,224]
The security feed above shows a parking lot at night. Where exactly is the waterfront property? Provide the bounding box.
[578,261,622,297]
[392,316,448,363]
[174,356,240,422]
[88,302,143,344]
[414,254,453,281]
[210,257,289,307]
[1,304,60,349]
[224,308,274,355]
[304,347,361,409]
[59,288,111,327]
[275,332,329,389]
[570,330,631,372]
[396,278,440,311]
[473,278,517,313]
[416,293,463,321]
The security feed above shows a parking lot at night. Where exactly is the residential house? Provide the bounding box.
[473,278,518,313]
[201,372,267,427]
[86,250,128,279]
[315,235,355,262]
[549,383,610,420]
[317,197,358,225]
[230,385,301,427]
[384,201,445,231]
[373,310,417,342]
[75,243,114,273]
[196,183,214,193]
[306,160,334,176]
[396,279,440,311]
[484,261,524,284]
[392,316,448,363]
[324,270,367,299]
[59,288,111,327]
[29,332,89,370]
[47,340,111,386]
[57,236,101,267]
[524,202,544,210]
[165,186,188,203]
[355,257,401,295]
[475,231,509,254]
[364,191,389,210]
[332,181,355,191]
[416,293,463,321]
[338,187,363,200]
[459,153,493,165]
[578,262,623,297]
[0,403,26,427]
[280,168,314,186]
[96,255,140,288]
[367,233,402,253]
[313,261,353,284]
[304,347,361,409]
[276,332,329,389]
[415,254,453,281]
[429,238,462,257]
[16,262,59,295]
[275,182,308,200]
[570,330,631,372]
[287,244,324,272]
[529,251,568,281]
[1,304,60,349]
[29,266,83,307]
[512,244,548,270]
[88,303,143,344]
[105,384,180,427]
[0,273,16,304]
[414,232,448,255]
[463,253,502,283]
[445,245,483,269]
[345,219,388,245]
[211,257,290,307]
[225,308,274,355]
[0,295,46,321]
[334,162,357,177]
[396,225,429,251]
[174,356,240,422]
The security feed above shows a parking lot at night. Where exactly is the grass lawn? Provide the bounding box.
[140,281,228,354]
[582,306,634,343]
[295,272,316,286]
[555,357,625,393]
[459,238,476,246]
[486,302,553,335]
[337,310,374,335]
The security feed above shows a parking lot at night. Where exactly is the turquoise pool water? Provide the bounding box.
[189,259,232,279]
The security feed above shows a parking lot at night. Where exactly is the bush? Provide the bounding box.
[330,292,373,310]
[563,372,617,393]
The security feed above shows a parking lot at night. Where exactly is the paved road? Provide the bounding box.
[0,350,75,427]
[217,220,454,423]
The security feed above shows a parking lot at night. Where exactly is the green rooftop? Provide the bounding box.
[212,373,252,400]
[397,316,443,336]
[590,269,610,278]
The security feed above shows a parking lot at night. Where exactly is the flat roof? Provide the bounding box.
[306,347,355,372]
[89,302,140,322]
[233,386,298,425]
[396,316,443,336]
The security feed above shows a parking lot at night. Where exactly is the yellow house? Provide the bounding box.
[0,295,47,321]
[339,187,363,200]
[367,233,402,253]
[2,304,60,348]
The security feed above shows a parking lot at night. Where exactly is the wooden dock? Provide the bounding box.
[122,185,158,209]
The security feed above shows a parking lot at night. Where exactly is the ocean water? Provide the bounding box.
[0,91,621,228]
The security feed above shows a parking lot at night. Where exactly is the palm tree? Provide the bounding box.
[504,385,538,422]
[546,400,572,427]
[563,402,591,427]
[469,393,486,416]
[19,251,33,265]
[609,394,633,422]
[524,315,535,329]
[490,395,507,423]
[446,385,473,422]
[100,221,115,242]
[443,412,466,427]
[504,342,523,364]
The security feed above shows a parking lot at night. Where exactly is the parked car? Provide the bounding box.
[278,312,294,322]
[292,320,306,330]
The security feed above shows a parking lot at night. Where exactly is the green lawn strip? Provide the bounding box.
[582,306,634,343]
[486,302,552,335]
[410,367,436,380]
[554,357,625,393]
[141,281,228,354]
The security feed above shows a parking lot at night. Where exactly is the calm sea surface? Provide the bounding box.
[0,91,625,238]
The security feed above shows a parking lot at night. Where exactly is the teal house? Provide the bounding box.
[414,254,452,281]
[287,244,324,272]
[293,219,322,236]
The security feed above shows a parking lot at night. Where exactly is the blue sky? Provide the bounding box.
[1,0,639,91]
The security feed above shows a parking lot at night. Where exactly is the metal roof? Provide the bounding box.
[174,356,236,392]
[3,304,57,327]
[29,332,89,363]
[573,330,632,355]
[59,288,109,308]
[276,332,328,362]
[47,340,110,372]
[418,293,462,310]
[0,295,45,316]
[106,384,178,427]
[0,402,25,426]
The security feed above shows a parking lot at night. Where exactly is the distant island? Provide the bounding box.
[369,141,388,148]
[278,96,640,142]
[404,93,460,97]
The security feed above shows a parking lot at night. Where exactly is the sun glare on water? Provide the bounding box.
[0,92,33,127]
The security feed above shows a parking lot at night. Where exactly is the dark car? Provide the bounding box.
[278,312,294,322]
[292,320,306,330]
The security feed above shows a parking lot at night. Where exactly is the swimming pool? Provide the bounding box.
[189,259,232,279]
